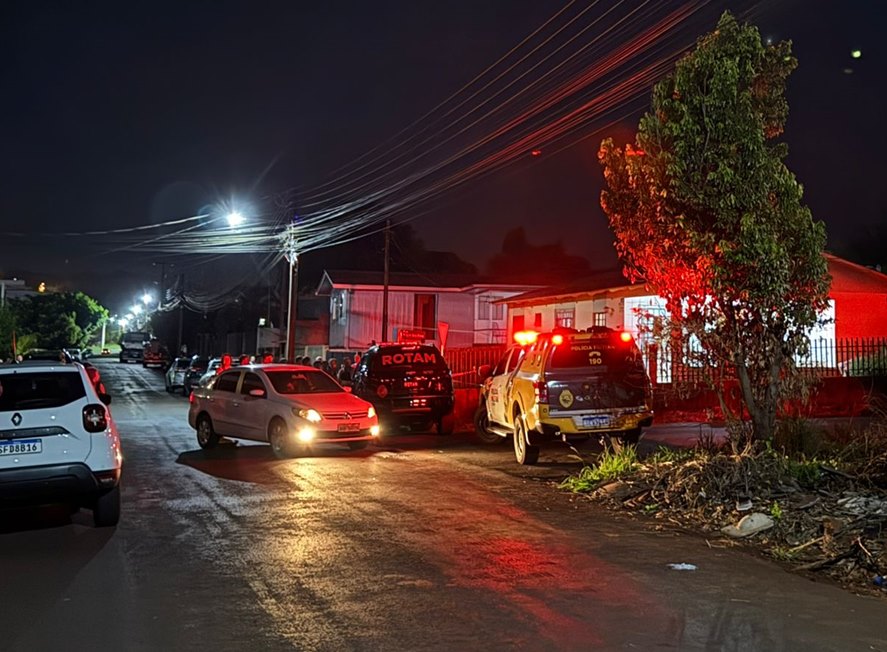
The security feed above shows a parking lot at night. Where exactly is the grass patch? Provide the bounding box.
[560,446,639,493]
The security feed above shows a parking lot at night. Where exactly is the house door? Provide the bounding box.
[414,294,437,339]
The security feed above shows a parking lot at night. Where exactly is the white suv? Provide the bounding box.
[0,361,122,526]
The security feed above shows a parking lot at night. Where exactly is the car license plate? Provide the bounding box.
[0,439,42,455]
[337,423,361,433]
[580,416,610,429]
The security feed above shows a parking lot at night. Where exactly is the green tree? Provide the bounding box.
[598,13,830,441]
[11,292,109,350]
[0,305,16,359]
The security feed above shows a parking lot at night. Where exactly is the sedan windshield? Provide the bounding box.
[265,370,343,395]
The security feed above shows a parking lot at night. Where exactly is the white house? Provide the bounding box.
[316,270,539,352]
[500,255,887,382]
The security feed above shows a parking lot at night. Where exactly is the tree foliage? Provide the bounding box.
[10,292,109,350]
[598,13,830,440]
[486,227,592,283]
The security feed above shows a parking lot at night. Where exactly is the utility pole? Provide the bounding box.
[176,273,185,354]
[382,219,390,342]
[282,224,298,361]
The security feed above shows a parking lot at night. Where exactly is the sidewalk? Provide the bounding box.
[640,416,876,452]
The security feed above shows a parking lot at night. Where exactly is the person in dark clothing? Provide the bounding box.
[337,360,353,385]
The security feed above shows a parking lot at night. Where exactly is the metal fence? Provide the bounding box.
[647,337,887,385]
[445,344,507,389]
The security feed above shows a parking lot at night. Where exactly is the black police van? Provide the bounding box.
[351,343,455,434]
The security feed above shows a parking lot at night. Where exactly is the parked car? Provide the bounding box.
[0,360,122,526]
[188,364,380,458]
[66,348,83,362]
[183,355,210,396]
[143,339,169,369]
[100,348,111,356]
[196,358,223,388]
[23,349,72,363]
[351,343,455,434]
[165,357,191,394]
[477,328,654,465]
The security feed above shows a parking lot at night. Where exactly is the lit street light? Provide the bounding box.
[142,293,153,305]
[227,211,245,228]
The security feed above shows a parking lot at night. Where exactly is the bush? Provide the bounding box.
[560,447,639,492]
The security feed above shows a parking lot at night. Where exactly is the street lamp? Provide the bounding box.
[227,211,245,228]
[142,293,153,305]
[131,304,143,315]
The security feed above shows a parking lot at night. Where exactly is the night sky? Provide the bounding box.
[1,0,885,312]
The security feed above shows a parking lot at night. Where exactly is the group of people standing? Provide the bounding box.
[213,351,361,386]
[295,353,360,385]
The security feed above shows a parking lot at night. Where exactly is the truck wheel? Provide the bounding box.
[513,415,540,465]
[474,405,503,445]
[607,428,641,454]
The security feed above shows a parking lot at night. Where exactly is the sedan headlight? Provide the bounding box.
[367,406,376,419]
[295,408,322,423]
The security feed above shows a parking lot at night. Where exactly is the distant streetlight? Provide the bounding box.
[851,49,862,59]
[142,292,153,305]
[131,304,143,315]
[118,318,129,328]
[226,211,245,228]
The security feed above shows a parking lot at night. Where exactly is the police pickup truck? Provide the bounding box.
[476,328,653,464]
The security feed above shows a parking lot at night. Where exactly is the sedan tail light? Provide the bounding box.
[83,404,108,433]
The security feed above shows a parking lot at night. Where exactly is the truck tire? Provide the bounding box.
[607,428,641,454]
[474,405,504,445]
[513,413,540,465]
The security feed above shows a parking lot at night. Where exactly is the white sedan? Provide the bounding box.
[188,364,380,458]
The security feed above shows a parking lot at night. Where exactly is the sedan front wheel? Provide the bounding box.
[269,419,293,459]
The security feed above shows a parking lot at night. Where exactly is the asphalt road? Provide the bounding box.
[1,359,885,652]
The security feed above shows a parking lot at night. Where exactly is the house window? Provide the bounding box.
[331,291,347,323]
[478,297,505,321]
[593,311,607,328]
[534,313,542,328]
[555,308,575,329]
[477,297,490,320]
[414,294,436,339]
[512,314,525,333]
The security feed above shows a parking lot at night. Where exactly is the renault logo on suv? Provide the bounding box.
[11,413,22,427]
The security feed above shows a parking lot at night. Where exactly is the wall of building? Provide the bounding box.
[833,292,887,341]
[436,293,475,349]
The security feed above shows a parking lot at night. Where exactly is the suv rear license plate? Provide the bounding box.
[337,423,361,433]
[579,416,610,429]
[0,439,42,455]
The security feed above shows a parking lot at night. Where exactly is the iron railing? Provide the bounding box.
[646,337,887,385]
[445,344,507,389]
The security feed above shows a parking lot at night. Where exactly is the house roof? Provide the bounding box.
[825,254,887,294]
[500,269,642,307]
[316,270,541,295]
[500,254,887,308]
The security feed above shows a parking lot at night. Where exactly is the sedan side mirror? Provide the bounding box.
[477,364,493,380]
[99,393,112,405]
[248,388,266,398]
